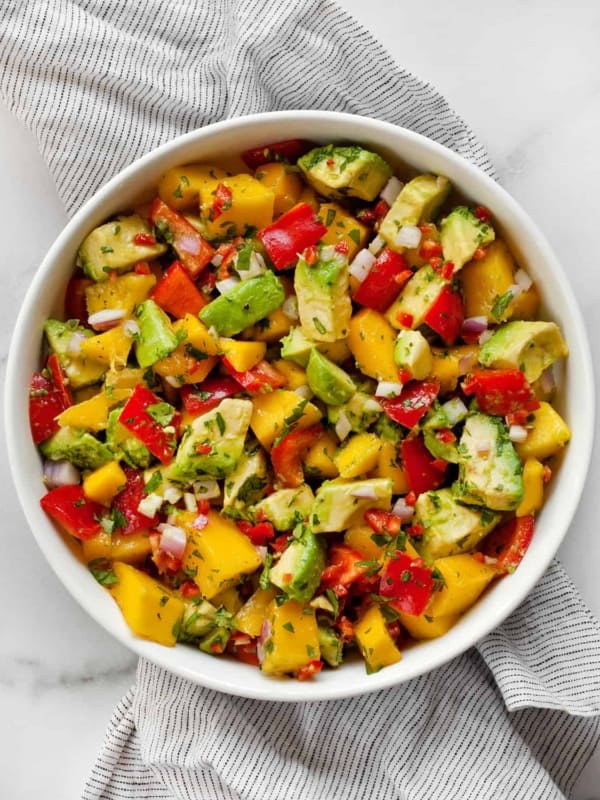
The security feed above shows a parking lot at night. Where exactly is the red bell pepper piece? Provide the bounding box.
[379,550,434,616]
[241,139,315,170]
[222,358,287,393]
[257,202,327,270]
[118,385,177,464]
[180,376,239,417]
[462,369,540,418]
[40,484,103,540]
[364,509,402,537]
[422,283,464,346]
[149,531,181,575]
[237,520,276,546]
[29,365,72,445]
[481,515,534,574]
[228,631,260,666]
[47,353,73,408]
[353,248,412,312]
[64,277,93,322]
[296,660,324,681]
[270,424,324,488]
[113,468,158,536]
[151,261,206,318]
[320,544,369,592]
[381,380,439,429]
[401,436,447,496]
[149,198,215,278]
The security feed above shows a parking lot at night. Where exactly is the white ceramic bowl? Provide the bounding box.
[5,111,595,701]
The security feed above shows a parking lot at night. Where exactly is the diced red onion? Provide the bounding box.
[193,478,220,500]
[43,459,81,488]
[215,276,240,295]
[514,269,533,291]
[178,234,201,255]
[375,381,403,398]
[508,424,528,443]
[123,319,140,338]
[320,245,337,262]
[458,352,478,375]
[349,249,376,283]
[163,486,182,504]
[67,330,88,354]
[164,375,182,388]
[394,225,421,249]
[363,397,383,413]
[391,496,415,521]
[158,524,187,559]
[539,366,556,396]
[334,410,352,441]
[478,329,494,345]
[368,234,386,255]
[192,513,209,530]
[88,308,126,331]
[137,492,163,517]
[257,619,272,665]
[237,251,266,280]
[211,253,223,267]
[507,283,523,300]
[483,555,498,566]
[255,545,268,562]
[380,176,404,206]
[183,492,198,512]
[461,316,488,337]
[351,485,378,500]
[294,384,313,400]
[442,397,468,426]
[282,295,299,320]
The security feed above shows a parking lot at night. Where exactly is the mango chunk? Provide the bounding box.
[219,338,266,372]
[517,458,545,517]
[261,600,320,676]
[427,554,497,618]
[79,323,133,368]
[430,345,479,394]
[371,440,409,494]
[304,430,340,479]
[347,308,399,383]
[85,273,156,317]
[158,163,229,211]
[318,203,370,260]
[354,605,402,673]
[254,162,303,216]
[515,402,571,460]
[234,588,277,637]
[398,611,460,640]
[200,174,274,240]
[83,460,127,506]
[82,530,152,564]
[250,389,322,449]
[334,433,382,479]
[57,392,110,432]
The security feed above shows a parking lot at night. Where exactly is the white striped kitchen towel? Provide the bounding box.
[1,2,599,799]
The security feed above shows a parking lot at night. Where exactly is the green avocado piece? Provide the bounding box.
[223,446,268,509]
[297,145,392,202]
[384,265,447,331]
[327,391,382,433]
[199,271,285,337]
[394,329,433,380]
[77,215,167,282]
[178,599,218,643]
[280,327,313,367]
[453,413,523,511]
[414,488,501,563]
[294,249,351,342]
[134,299,179,368]
[380,175,451,251]
[44,319,106,390]
[173,398,253,481]
[269,525,326,603]
[440,206,495,270]
[373,413,403,443]
[106,408,152,469]
[253,485,315,531]
[306,349,355,405]
[311,478,392,533]
[40,426,113,470]
[423,429,460,464]
[317,624,343,668]
[478,320,568,383]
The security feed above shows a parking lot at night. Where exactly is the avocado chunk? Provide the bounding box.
[384,265,447,330]
[327,391,383,433]
[440,206,495,270]
[414,488,501,562]
[41,426,113,470]
[280,327,313,367]
[394,329,433,380]
[317,624,343,668]
[374,413,403,443]
[454,413,523,510]
[311,478,393,533]
[134,299,179,368]
[380,175,451,251]
[44,319,106,390]
[269,525,326,603]
[77,215,167,282]
[106,408,152,469]
[423,428,460,464]
[173,398,253,481]
[254,485,315,531]
[478,320,568,383]
[223,445,268,509]
[306,349,355,405]
[199,271,285,337]
[294,248,352,342]
[178,599,218,642]
[297,145,392,202]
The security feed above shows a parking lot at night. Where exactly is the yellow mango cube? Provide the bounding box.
[83,461,128,506]
[234,587,277,637]
[344,524,386,560]
[273,359,308,390]
[79,323,133,368]
[211,586,243,614]
[427,554,497,618]
[304,430,340,479]
[248,308,293,342]
[261,600,320,676]
[153,316,218,384]
[318,338,352,364]
[110,562,184,647]
[372,440,409,494]
[318,203,370,260]
[200,174,275,240]
[347,308,399,383]
[158,163,229,211]
[354,604,402,673]
[334,433,382,479]
[85,273,156,317]
[517,458,545,517]
[57,392,110,432]
[430,345,479,394]
[460,240,515,322]
[254,162,303,216]
[298,184,319,212]
[516,402,571,460]
[250,389,322,449]
[103,367,146,403]
[181,510,262,600]
[180,314,221,356]
[398,611,460,640]
[82,530,152,564]
[219,338,266,372]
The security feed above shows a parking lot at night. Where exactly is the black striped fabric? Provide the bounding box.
[1,2,599,798]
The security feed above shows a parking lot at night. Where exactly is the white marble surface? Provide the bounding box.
[1,1,599,797]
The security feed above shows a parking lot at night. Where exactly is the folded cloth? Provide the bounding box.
[1,2,599,798]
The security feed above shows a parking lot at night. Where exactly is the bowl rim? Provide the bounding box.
[4,110,596,702]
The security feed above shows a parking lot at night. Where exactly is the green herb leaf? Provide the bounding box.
[147,402,175,427]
